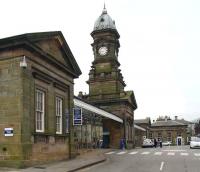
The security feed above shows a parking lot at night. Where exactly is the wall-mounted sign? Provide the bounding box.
[73,108,82,125]
[4,128,13,136]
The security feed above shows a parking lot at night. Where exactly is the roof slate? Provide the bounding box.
[151,120,188,127]
[135,119,150,124]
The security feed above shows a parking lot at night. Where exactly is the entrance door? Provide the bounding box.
[177,137,182,145]
[102,129,110,148]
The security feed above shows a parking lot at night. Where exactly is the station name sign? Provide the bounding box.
[73,108,82,125]
[4,128,14,136]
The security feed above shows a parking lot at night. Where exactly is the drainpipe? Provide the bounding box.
[132,114,135,148]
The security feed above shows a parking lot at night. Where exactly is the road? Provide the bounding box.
[80,146,200,172]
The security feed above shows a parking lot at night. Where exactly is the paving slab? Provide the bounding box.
[0,149,110,172]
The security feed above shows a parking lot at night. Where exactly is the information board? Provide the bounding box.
[73,108,82,125]
[4,128,13,136]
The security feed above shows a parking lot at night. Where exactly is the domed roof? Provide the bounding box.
[93,6,117,31]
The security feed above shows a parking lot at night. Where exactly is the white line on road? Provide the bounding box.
[129,151,138,155]
[194,153,200,156]
[117,151,127,155]
[180,153,188,156]
[154,152,162,155]
[160,161,164,171]
[105,151,115,155]
[163,149,186,152]
[167,152,175,156]
[141,152,150,155]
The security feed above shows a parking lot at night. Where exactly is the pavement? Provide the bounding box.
[0,149,110,172]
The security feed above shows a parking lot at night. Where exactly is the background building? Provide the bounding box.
[0,32,81,167]
[149,116,188,145]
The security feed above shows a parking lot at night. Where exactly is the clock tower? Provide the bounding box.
[88,6,126,97]
[86,6,137,148]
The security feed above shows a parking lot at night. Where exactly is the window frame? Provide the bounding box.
[56,96,63,134]
[167,132,172,141]
[35,89,45,133]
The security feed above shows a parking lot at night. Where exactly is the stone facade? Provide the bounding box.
[134,127,146,147]
[0,32,81,167]
[149,116,188,145]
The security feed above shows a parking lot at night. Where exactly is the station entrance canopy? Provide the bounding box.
[74,97,123,123]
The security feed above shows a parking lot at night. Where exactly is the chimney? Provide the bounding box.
[175,116,178,120]
[78,91,83,98]
[165,116,168,122]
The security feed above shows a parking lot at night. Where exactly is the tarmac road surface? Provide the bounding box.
[79,145,200,172]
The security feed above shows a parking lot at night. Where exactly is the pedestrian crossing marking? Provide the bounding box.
[141,152,150,155]
[129,151,138,155]
[180,153,188,156]
[167,152,175,156]
[105,150,200,157]
[163,149,186,152]
[154,152,162,155]
[117,151,127,155]
[106,151,115,155]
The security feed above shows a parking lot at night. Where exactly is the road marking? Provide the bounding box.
[167,152,175,156]
[105,151,115,155]
[155,152,162,155]
[141,152,150,155]
[129,151,138,155]
[180,153,188,156]
[117,151,127,155]
[160,161,164,171]
[194,153,200,156]
[163,149,186,152]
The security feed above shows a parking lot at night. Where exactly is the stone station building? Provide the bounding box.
[79,7,137,149]
[0,32,81,167]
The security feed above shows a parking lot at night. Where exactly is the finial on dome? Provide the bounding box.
[102,2,107,14]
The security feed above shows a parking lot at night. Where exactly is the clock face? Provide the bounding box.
[98,46,108,56]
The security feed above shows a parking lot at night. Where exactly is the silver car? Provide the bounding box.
[190,137,200,149]
[142,139,154,148]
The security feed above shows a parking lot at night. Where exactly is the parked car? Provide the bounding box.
[190,136,200,149]
[142,139,154,148]
[162,141,172,146]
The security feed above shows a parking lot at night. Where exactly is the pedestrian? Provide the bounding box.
[123,138,126,149]
[154,138,157,148]
[120,138,125,150]
[97,139,100,148]
[159,139,162,148]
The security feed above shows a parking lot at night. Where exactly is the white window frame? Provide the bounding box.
[56,97,63,134]
[35,89,45,132]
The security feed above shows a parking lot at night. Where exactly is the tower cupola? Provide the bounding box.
[93,6,117,32]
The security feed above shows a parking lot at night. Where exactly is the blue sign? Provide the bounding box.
[73,108,82,125]
[4,128,13,136]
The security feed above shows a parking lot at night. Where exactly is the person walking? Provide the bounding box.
[154,138,157,148]
[120,138,125,150]
[159,139,162,148]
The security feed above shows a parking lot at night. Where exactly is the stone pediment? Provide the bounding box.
[35,38,68,66]
[0,31,82,78]
[120,90,137,110]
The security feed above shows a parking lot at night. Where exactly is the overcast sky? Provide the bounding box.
[1,0,200,121]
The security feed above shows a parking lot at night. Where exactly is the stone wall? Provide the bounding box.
[150,126,187,145]
[0,45,75,167]
[0,57,24,167]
